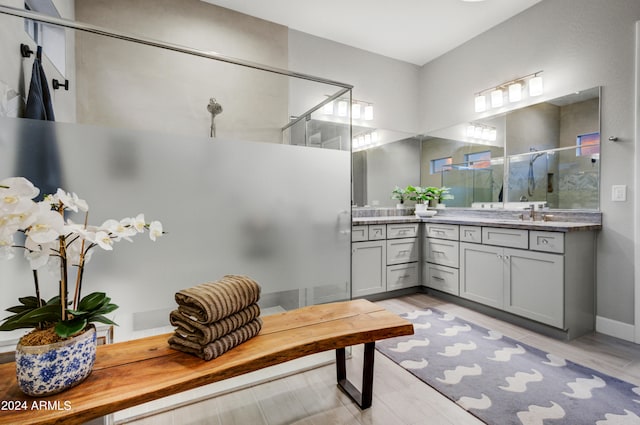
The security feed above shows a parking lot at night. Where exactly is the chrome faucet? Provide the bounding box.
[527,204,535,221]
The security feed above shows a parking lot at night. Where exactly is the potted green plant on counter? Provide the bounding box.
[426,186,454,208]
[0,176,164,396]
[405,185,437,217]
[391,186,408,209]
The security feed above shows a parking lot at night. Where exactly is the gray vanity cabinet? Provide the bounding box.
[504,248,564,328]
[460,242,564,327]
[352,240,387,297]
[459,242,503,308]
[352,225,386,297]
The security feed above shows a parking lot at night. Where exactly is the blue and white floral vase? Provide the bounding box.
[15,326,97,396]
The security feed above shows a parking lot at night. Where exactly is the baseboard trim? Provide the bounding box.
[596,315,635,342]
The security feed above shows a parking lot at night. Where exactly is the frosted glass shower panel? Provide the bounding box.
[0,117,351,340]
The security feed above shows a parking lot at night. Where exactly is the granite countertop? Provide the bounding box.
[352,215,601,232]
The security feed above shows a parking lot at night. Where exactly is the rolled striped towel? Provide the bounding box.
[175,275,261,324]
[169,317,263,361]
[170,304,261,345]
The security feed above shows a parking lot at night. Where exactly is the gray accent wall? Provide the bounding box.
[418,0,640,326]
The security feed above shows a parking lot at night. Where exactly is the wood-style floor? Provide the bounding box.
[122,293,640,425]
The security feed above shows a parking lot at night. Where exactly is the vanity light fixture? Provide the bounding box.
[352,129,379,151]
[323,96,373,121]
[364,104,374,121]
[490,89,504,108]
[474,94,487,113]
[474,70,544,113]
[467,123,497,142]
[529,73,544,97]
[337,100,348,117]
[352,103,361,119]
[508,82,522,102]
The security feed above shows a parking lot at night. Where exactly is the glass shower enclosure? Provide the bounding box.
[0,4,352,410]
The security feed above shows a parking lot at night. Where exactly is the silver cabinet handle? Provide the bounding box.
[432,276,444,281]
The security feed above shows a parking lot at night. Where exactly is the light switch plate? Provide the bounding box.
[612,185,627,202]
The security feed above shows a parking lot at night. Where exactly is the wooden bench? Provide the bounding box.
[0,299,413,425]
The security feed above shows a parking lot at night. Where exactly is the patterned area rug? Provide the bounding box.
[376,308,640,425]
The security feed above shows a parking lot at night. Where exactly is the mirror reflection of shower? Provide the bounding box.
[207,98,223,138]
[528,147,545,197]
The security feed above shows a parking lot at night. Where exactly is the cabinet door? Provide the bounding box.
[460,242,503,309]
[352,241,386,297]
[504,248,564,328]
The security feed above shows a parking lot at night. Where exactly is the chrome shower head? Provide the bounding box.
[207,98,223,138]
[207,98,223,116]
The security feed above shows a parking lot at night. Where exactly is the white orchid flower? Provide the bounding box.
[132,213,146,233]
[94,231,114,251]
[55,188,89,213]
[149,221,163,241]
[101,218,136,242]
[24,238,56,270]
[0,177,39,211]
[25,203,65,244]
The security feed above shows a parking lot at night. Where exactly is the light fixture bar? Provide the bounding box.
[474,70,544,112]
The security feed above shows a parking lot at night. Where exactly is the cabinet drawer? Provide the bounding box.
[425,223,459,240]
[387,263,419,290]
[423,263,459,296]
[368,224,387,240]
[387,223,419,239]
[352,225,368,242]
[386,238,419,265]
[460,226,482,243]
[482,227,528,249]
[425,238,459,268]
[530,231,564,253]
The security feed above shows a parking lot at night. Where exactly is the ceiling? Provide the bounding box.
[201,0,542,66]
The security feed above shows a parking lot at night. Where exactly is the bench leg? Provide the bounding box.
[336,342,375,409]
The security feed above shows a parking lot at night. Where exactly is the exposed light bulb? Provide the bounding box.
[490,89,503,108]
[508,83,522,102]
[474,95,486,112]
[364,133,371,145]
[371,131,378,142]
[474,126,483,139]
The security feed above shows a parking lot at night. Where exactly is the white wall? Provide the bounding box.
[288,29,421,137]
[75,0,290,143]
[419,0,640,327]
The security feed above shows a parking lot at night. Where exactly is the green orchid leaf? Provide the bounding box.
[6,305,33,314]
[18,296,45,307]
[94,303,119,315]
[46,296,61,306]
[55,319,88,338]
[20,304,62,324]
[78,292,108,311]
[90,315,117,326]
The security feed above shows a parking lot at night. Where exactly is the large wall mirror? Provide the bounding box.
[354,86,600,210]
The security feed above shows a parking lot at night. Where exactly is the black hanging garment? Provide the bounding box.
[16,45,63,198]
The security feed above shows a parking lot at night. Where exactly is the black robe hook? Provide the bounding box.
[20,43,34,58]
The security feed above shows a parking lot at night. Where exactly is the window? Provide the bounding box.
[464,151,491,169]
[24,0,66,77]
[431,157,452,174]
[576,132,600,156]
